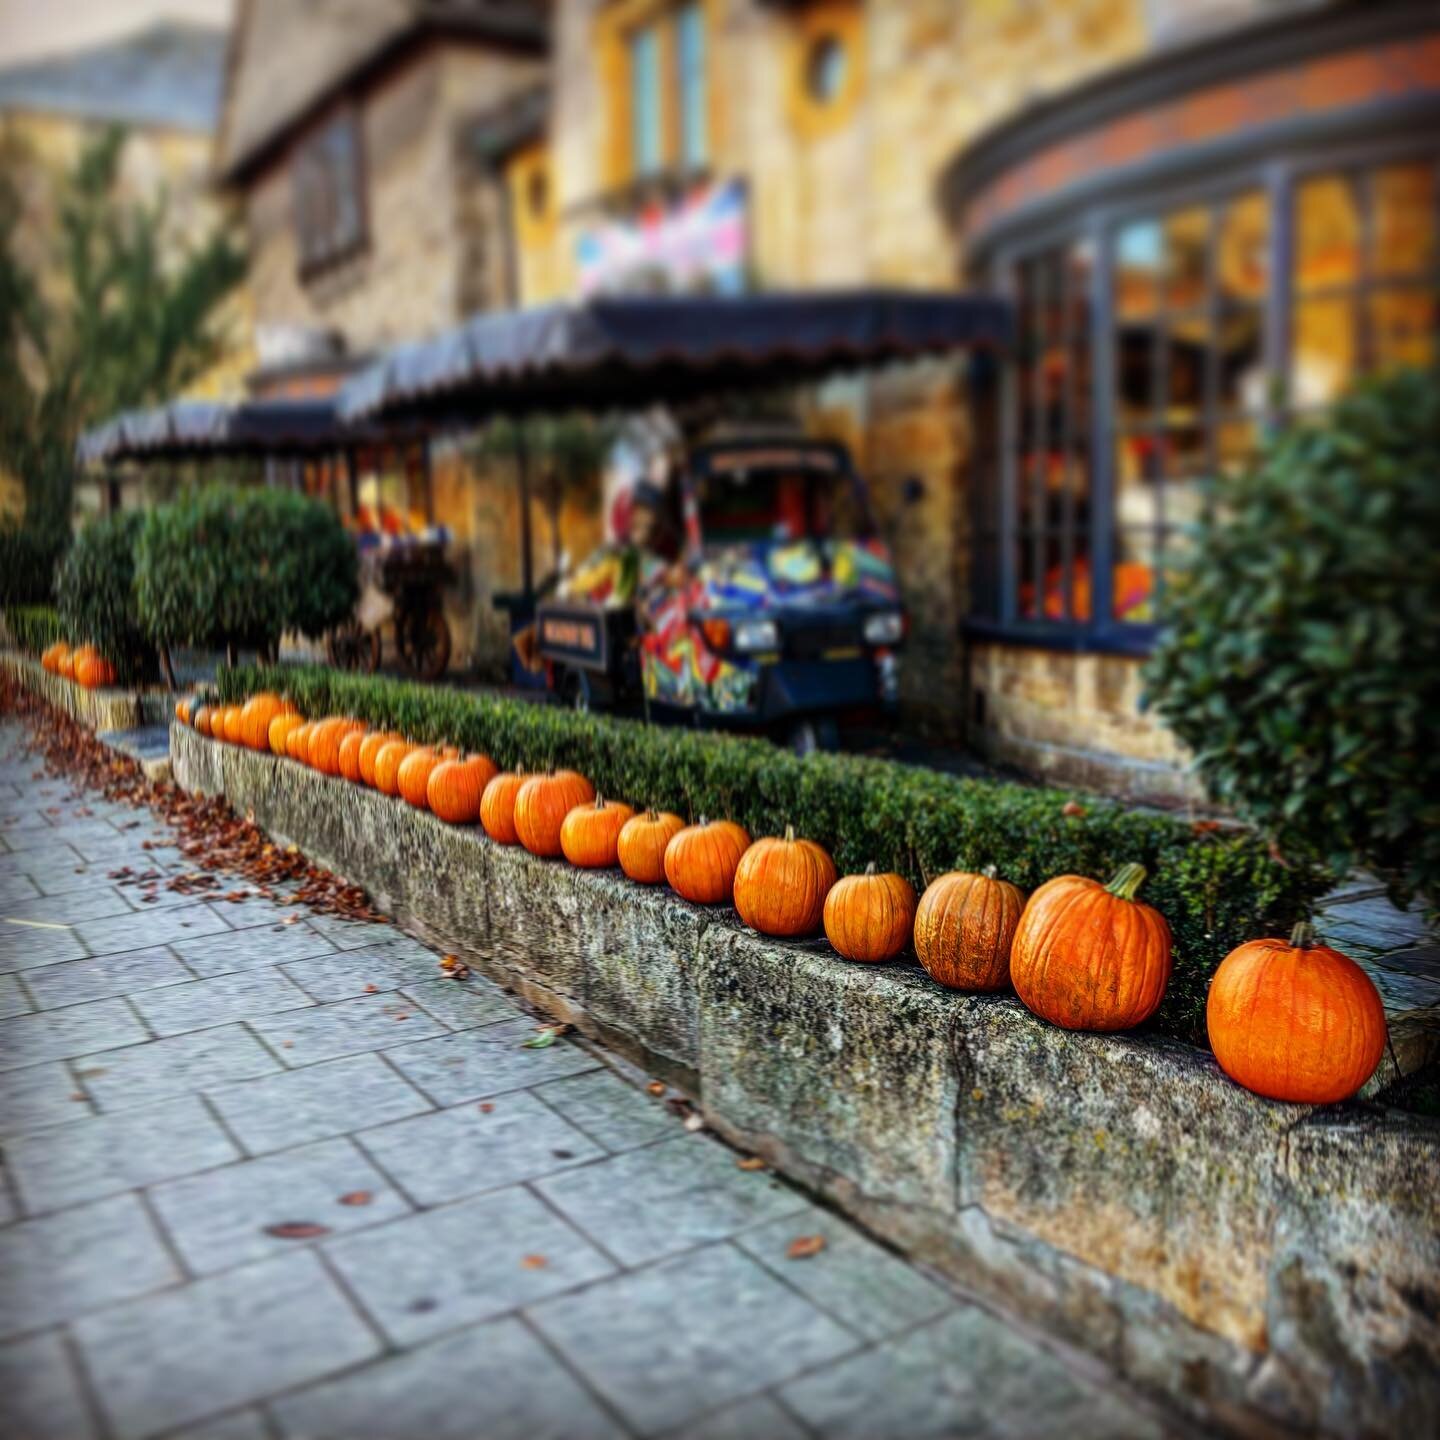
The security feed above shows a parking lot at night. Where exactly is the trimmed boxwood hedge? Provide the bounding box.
[3,605,64,656]
[216,662,1336,1042]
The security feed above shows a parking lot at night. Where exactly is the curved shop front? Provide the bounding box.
[943,1,1440,802]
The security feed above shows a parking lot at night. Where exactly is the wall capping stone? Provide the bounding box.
[1,652,143,733]
[163,719,1440,1440]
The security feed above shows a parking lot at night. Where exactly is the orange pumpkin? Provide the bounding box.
[269,711,306,758]
[193,705,213,737]
[287,720,315,763]
[617,810,685,885]
[41,641,68,673]
[358,730,405,787]
[373,739,417,797]
[560,797,635,868]
[310,717,364,776]
[480,771,527,844]
[337,729,368,783]
[239,693,283,750]
[1010,863,1172,1031]
[823,863,917,963]
[224,705,249,745]
[514,771,596,857]
[75,651,116,688]
[175,698,190,725]
[913,867,1025,991]
[428,754,498,824]
[58,647,77,680]
[733,826,837,937]
[663,817,753,906]
[397,747,444,808]
[1207,921,1386,1103]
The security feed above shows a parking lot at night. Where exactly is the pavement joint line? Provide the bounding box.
[60,1322,120,1440]
[311,1241,395,1358]
[520,1174,631,1274]
[512,1306,645,1440]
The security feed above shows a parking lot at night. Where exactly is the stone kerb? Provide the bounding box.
[168,720,1440,1440]
[2,652,141,732]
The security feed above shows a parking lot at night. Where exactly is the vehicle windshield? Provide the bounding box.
[695,458,867,551]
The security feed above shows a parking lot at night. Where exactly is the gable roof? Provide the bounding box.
[218,0,548,184]
[0,20,227,134]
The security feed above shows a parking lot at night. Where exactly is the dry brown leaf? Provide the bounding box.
[786,1235,827,1260]
[264,1221,331,1240]
[478,1102,495,1114]
[646,1081,666,1097]
[736,1157,767,1172]
[337,1191,373,1207]
[520,1254,549,1270]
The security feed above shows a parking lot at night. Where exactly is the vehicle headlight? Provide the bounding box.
[732,618,780,653]
[863,611,904,646]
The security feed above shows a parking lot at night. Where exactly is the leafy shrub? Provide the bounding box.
[0,524,67,606]
[1144,368,1440,911]
[3,604,64,655]
[135,486,357,654]
[56,511,155,681]
[217,662,1336,1042]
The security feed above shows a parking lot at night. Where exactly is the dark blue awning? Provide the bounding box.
[338,290,1011,424]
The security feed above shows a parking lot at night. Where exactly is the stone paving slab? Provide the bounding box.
[7,1093,239,1215]
[0,971,31,1018]
[0,718,1179,1440]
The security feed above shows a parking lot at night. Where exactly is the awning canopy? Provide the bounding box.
[337,290,1011,424]
[75,395,391,465]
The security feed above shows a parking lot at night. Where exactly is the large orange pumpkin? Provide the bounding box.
[397,747,449,808]
[225,705,250,745]
[58,647,78,680]
[1010,863,1172,1031]
[373,739,417,797]
[358,731,405,787]
[193,705,213,737]
[75,651,116,688]
[240,693,286,750]
[560,797,635,868]
[480,771,527,844]
[287,720,315,763]
[310,718,364,776]
[617,810,685,885]
[733,826,837,937]
[338,729,368,782]
[427,754,498,824]
[913,867,1025,992]
[663,818,751,905]
[42,641,68,673]
[270,711,306,758]
[514,771,595,857]
[823,863,917,962]
[1206,921,1386,1103]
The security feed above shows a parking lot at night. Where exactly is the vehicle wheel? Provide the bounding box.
[788,715,839,756]
[397,605,451,681]
[327,621,381,673]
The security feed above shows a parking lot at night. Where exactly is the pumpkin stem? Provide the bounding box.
[1104,862,1147,901]
[982,864,997,879]
[1289,920,1317,950]
[864,862,876,875]
[783,824,796,842]
[698,814,709,827]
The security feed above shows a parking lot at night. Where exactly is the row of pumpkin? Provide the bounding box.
[178,691,1388,1107]
[39,640,117,689]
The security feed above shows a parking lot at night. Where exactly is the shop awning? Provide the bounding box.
[337,290,1011,424]
[76,395,405,464]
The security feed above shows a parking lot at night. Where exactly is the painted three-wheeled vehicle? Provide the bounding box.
[523,429,905,752]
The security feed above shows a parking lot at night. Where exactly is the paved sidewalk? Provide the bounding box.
[0,720,1175,1440]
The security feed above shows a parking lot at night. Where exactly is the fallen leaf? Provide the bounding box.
[683,1112,705,1133]
[264,1221,331,1240]
[478,1102,494,1114]
[786,1235,827,1260]
[523,1025,569,1049]
[338,1191,373,1207]
[736,1156,766,1171]
[646,1081,666,1097]
[363,983,379,994]
[520,1254,549,1270]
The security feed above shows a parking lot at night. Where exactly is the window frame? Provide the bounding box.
[291,104,369,281]
[974,133,1440,654]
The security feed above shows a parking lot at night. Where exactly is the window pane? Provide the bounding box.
[1116,220,1163,320]
[1164,207,1209,312]
[630,26,663,174]
[1369,287,1437,371]
[1292,296,1357,406]
[1295,174,1360,293]
[1116,324,1156,427]
[1166,313,1208,421]
[1216,305,1265,413]
[1372,164,1435,278]
[677,3,708,168]
[1217,191,1268,304]
[1114,433,1163,532]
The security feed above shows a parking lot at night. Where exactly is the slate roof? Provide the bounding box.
[218,0,547,182]
[0,21,227,133]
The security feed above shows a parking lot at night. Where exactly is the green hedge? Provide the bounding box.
[0,523,67,607]
[218,662,1336,1043]
[57,511,156,683]
[3,605,64,655]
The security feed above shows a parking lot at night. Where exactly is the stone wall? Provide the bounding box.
[969,640,1203,805]
[1,654,142,733]
[171,721,1440,1440]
